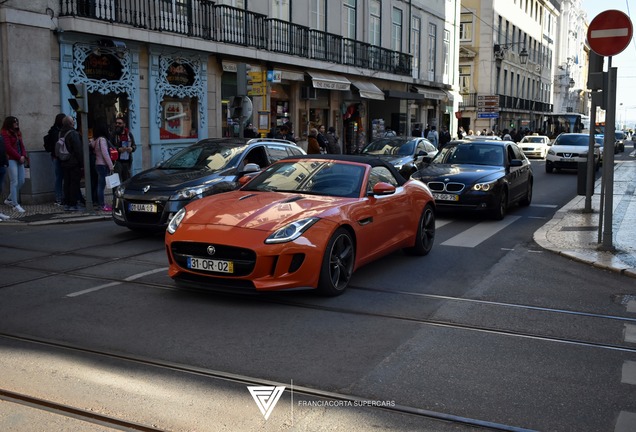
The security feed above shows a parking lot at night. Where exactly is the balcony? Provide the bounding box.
[60,1,412,76]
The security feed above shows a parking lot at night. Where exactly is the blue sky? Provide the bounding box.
[581,0,636,127]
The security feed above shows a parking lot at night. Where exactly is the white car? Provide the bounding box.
[546,133,600,173]
[518,134,550,159]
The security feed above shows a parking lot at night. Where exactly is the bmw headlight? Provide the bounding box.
[472,181,497,192]
[167,208,186,234]
[265,217,319,244]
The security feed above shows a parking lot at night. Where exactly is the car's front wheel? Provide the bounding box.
[545,162,553,173]
[519,179,533,206]
[317,228,355,296]
[404,203,435,256]
[491,188,508,220]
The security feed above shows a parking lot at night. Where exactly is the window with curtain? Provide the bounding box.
[343,0,356,39]
[310,0,325,31]
[459,65,471,93]
[369,0,380,46]
[443,29,450,81]
[459,13,473,41]
[427,23,436,81]
[411,16,420,79]
[391,7,403,52]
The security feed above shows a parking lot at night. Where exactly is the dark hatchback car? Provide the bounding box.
[113,138,305,231]
[360,136,438,177]
[412,140,533,219]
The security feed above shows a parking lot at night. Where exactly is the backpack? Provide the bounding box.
[56,131,73,161]
[43,132,56,154]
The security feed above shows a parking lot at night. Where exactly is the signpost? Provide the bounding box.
[477,95,499,119]
[586,9,633,251]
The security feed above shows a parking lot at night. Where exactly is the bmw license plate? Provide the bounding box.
[128,203,157,212]
[187,257,234,273]
[433,193,459,201]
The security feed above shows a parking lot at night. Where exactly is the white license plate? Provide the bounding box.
[128,203,157,213]
[187,257,234,273]
[433,193,459,201]
[560,157,574,162]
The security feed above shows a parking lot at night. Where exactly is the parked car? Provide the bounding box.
[360,136,438,177]
[615,130,626,152]
[518,134,551,159]
[545,133,601,173]
[165,155,436,296]
[113,138,305,231]
[411,140,533,220]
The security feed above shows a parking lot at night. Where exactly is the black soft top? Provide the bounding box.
[282,154,407,185]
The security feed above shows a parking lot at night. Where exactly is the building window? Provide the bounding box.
[391,7,403,52]
[459,65,471,93]
[369,0,380,46]
[343,0,356,39]
[443,29,450,80]
[310,0,326,31]
[411,16,421,79]
[427,23,436,81]
[459,13,472,41]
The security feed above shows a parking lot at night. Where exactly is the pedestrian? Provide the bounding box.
[112,116,137,182]
[412,124,422,137]
[59,115,84,211]
[427,125,439,149]
[90,122,114,211]
[0,133,10,220]
[275,124,296,143]
[439,126,451,149]
[383,128,396,137]
[243,123,259,138]
[44,113,66,206]
[317,125,328,153]
[326,127,341,154]
[1,116,28,213]
[457,126,465,139]
[307,128,321,154]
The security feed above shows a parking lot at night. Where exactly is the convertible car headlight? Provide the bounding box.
[265,217,320,244]
[472,181,497,192]
[167,208,187,234]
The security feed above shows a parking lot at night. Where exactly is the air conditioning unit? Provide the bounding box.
[301,86,317,100]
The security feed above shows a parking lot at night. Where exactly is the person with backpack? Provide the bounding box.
[44,113,66,206]
[58,115,84,211]
[112,116,136,182]
[1,116,28,213]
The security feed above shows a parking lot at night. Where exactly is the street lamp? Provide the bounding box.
[519,47,529,65]
[494,43,529,65]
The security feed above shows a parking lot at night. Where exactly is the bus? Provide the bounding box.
[543,113,589,138]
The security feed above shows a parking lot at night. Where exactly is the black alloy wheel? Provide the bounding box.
[405,204,435,256]
[492,188,508,220]
[317,228,355,296]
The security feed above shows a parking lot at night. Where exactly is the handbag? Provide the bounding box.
[109,147,119,162]
[105,172,121,189]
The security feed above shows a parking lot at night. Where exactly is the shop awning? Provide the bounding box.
[412,86,448,101]
[307,71,351,91]
[445,89,464,104]
[351,80,385,100]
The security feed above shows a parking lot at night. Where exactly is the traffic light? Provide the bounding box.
[237,63,253,96]
[229,96,243,118]
[67,82,88,113]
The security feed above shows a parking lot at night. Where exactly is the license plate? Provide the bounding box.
[560,157,574,162]
[187,257,234,273]
[128,203,157,213]
[433,193,459,201]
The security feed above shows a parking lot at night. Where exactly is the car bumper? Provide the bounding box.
[432,190,500,211]
[113,196,187,230]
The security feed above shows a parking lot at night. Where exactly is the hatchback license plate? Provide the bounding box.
[129,203,157,213]
[187,257,234,273]
[433,193,459,201]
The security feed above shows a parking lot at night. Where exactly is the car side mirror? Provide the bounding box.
[242,162,261,173]
[371,182,396,196]
[509,159,523,167]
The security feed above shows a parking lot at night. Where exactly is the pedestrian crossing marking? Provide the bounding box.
[624,323,636,344]
[622,361,636,385]
[440,216,521,248]
[615,411,636,432]
[626,299,636,313]
[530,204,559,208]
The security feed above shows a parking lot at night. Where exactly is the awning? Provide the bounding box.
[351,80,385,100]
[307,71,351,91]
[412,86,448,101]
[445,90,464,104]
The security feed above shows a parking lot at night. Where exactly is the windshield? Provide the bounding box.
[362,138,414,156]
[553,134,588,147]
[160,143,247,170]
[243,160,365,198]
[431,143,504,166]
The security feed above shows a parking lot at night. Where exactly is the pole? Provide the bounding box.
[585,101,596,213]
[601,64,617,251]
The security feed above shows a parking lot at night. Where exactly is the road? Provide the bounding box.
[0,155,635,431]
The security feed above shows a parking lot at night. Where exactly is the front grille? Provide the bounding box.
[427,182,465,193]
[556,152,582,157]
[171,242,256,276]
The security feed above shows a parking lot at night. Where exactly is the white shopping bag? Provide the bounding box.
[105,173,121,189]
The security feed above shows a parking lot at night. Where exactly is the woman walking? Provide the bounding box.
[1,116,28,213]
[91,122,115,211]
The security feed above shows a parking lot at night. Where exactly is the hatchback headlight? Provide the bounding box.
[547,149,555,155]
[167,208,186,234]
[115,186,125,198]
[472,181,497,192]
[265,217,319,244]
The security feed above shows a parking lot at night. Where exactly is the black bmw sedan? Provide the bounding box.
[411,140,533,219]
[112,137,305,231]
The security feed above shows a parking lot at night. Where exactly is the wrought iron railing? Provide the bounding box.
[459,93,476,108]
[59,0,412,76]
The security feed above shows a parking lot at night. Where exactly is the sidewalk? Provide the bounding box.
[1,157,635,278]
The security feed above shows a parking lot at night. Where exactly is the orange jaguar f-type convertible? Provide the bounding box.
[165,155,436,296]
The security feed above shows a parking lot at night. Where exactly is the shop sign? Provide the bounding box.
[166,62,195,86]
[267,70,282,83]
[84,54,123,81]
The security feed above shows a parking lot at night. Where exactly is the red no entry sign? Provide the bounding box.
[587,10,633,57]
